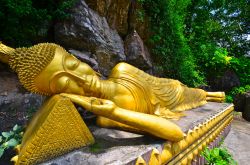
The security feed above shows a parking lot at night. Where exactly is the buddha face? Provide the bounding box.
[34,47,97,95]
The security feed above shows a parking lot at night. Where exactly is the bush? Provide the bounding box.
[226,85,250,103]
[0,125,23,158]
[0,0,76,47]
[138,0,249,92]
[139,0,204,87]
[202,147,237,165]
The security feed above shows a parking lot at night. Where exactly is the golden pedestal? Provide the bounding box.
[40,102,233,165]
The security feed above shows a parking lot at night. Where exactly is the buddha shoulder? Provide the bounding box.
[109,62,143,79]
[109,62,182,85]
[112,62,137,73]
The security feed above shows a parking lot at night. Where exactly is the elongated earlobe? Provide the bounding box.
[0,42,15,64]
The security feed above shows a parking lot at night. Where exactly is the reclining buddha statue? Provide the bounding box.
[0,42,225,164]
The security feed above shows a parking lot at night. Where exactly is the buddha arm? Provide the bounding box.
[60,93,184,142]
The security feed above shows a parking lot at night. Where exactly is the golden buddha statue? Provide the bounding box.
[0,42,225,164]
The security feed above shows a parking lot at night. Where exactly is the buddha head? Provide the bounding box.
[0,42,98,96]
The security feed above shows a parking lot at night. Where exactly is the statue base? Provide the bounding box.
[41,102,233,165]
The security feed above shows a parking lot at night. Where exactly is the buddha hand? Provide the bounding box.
[60,93,116,113]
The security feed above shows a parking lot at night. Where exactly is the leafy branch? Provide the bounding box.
[0,125,23,158]
[202,147,237,165]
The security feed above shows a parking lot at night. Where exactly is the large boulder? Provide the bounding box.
[0,68,45,132]
[234,93,246,112]
[55,0,126,76]
[124,30,152,72]
[234,91,250,122]
[210,70,240,92]
[243,92,250,121]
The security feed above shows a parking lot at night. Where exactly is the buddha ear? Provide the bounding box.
[0,41,15,64]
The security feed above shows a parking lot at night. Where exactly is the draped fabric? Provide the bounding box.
[109,63,207,118]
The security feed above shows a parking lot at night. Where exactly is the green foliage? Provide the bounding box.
[136,9,145,22]
[138,0,249,92]
[226,95,234,103]
[230,57,250,86]
[184,0,249,94]
[237,82,250,94]
[226,85,250,103]
[201,47,236,77]
[0,125,23,158]
[0,0,76,47]
[202,48,250,103]
[89,142,102,153]
[210,48,232,69]
[185,0,249,58]
[140,0,204,87]
[202,147,237,165]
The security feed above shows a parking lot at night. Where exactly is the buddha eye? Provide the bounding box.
[69,61,79,70]
[52,76,70,93]
[65,55,80,70]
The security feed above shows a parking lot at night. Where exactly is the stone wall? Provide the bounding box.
[0,64,45,131]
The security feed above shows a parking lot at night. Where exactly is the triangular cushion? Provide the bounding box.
[16,95,94,164]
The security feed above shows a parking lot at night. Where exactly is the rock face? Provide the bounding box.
[234,93,246,112]
[85,0,131,37]
[234,91,250,121]
[0,70,45,132]
[243,92,250,121]
[128,1,151,42]
[124,30,152,71]
[55,0,126,76]
[210,70,240,92]
[85,0,150,41]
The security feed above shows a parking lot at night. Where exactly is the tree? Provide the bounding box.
[184,0,250,86]
[0,0,76,47]
[141,0,204,86]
